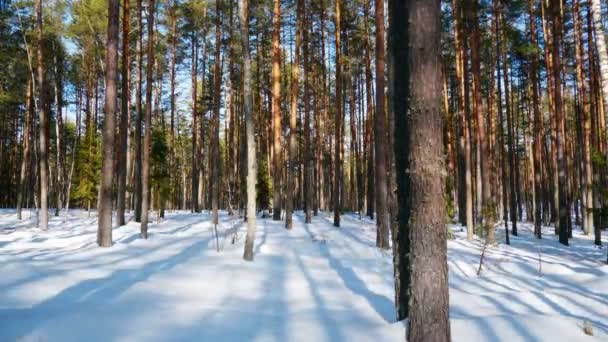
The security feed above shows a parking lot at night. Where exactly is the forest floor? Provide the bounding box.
[0,209,606,342]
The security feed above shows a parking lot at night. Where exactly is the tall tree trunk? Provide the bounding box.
[134,0,143,222]
[304,0,312,224]
[37,0,49,231]
[364,0,374,219]
[286,0,302,229]
[501,9,517,236]
[53,47,64,217]
[549,0,568,245]
[574,0,594,236]
[333,0,341,227]
[374,0,389,249]
[241,0,257,260]
[271,0,282,221]
[529,0,543,239]
[17,79,33,220]
[212,0,222,225]
[470,0,495,244]
[591,0,608,245]
[169,0,177,211]
[495,0,509,244]
[140,0,155,239]
[452,0,473,238]
[191,33,199,212]
[117,0,130,226]
[392,0,451,340]
[98,0,119,247]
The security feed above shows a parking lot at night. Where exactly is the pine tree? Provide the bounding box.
[98,0,119,247]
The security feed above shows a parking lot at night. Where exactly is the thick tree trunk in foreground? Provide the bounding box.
[392,0,451,340]
[98,0,120,247]
[140,0,155,239]
[37,0,49,231]
[241,0,258,261]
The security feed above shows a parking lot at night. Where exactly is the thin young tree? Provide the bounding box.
[241,0,258,261]
[392,0,450,340]
[141,0,156,239]
[98,0,120,246]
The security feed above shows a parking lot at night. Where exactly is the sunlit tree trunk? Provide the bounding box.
[392,0,451,339]
[241,0,258,261]
[271,0,282,221]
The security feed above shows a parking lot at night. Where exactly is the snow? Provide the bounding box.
[0,209,606,341]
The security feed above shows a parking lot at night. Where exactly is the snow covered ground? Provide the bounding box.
[0,209,606,341]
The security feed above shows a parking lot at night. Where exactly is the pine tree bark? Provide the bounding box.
[392,0,451,340]
[241,0,258,261]
[140,0,155,239]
